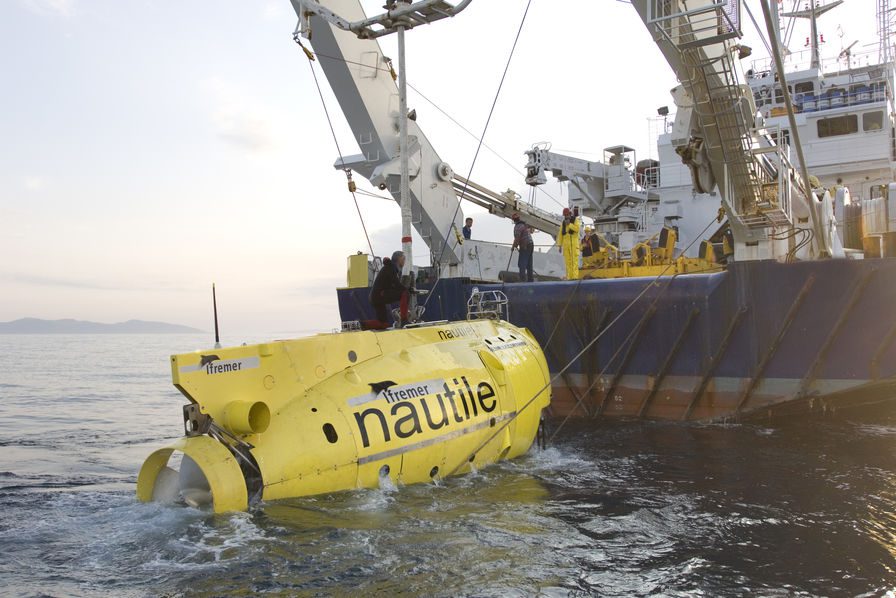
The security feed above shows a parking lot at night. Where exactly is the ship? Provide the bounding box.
[317,0,896,421]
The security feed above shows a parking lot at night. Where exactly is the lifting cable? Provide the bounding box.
[295,35,376,262]
[445,214,721,476]
[544,215,719,442]
[296,44,564,226]
[424,0,534,309]
[408,83,565,210]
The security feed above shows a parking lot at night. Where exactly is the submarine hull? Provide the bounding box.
[138,319,551,512]
[337,258,896,421]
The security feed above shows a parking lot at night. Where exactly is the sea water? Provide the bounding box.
[0,334,894,596]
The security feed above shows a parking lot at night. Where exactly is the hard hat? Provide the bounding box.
[585,226,593,233]
[562,208,571,216]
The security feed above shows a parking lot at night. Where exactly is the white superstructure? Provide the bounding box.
[529,0,896,263]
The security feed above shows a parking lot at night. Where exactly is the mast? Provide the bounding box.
[397,9,412,279]
[762,0,830,258]
[879,0,894,65]
[781,0,843,70]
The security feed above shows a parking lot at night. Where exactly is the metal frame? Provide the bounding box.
[735,275,816,415]
[797,269,875,397]
[466,288,509,321]
[596,305,657,415]
[294,0,473,39]
[647,0,742,50]
[683,305,747,420]
[638,308,700,418]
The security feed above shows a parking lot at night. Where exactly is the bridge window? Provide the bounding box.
[864,110,884,132]
[795,81,814,95]
[817,114,858,138]
[774,85,792,104]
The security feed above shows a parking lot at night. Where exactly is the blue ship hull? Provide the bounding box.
[337,258,896,421]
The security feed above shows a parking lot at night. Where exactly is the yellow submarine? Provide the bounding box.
[138,1,553,513]
[137,314,551,513]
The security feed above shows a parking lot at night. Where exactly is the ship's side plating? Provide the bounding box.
[337,257,896,420]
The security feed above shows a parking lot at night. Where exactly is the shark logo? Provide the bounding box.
[199,355,220,367]
[369,380,396,394]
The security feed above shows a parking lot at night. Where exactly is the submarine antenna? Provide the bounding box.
[212,283,221,349]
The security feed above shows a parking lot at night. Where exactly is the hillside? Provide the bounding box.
[0,318,204,334]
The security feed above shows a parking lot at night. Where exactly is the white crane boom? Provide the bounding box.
[289,0,566,281]
[290,0,466,267]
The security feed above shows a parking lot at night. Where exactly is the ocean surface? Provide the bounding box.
[0,334,894,597]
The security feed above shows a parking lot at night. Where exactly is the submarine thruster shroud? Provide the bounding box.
[137,319,551,513]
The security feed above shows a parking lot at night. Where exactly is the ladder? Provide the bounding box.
[649,0,793,229]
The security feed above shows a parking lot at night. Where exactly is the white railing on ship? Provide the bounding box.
[749,46,889,79]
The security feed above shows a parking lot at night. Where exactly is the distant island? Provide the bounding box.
[0,318,204,334]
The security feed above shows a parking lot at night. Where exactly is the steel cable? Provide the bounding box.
[424,0,534,309]
[299,41,377,262]
[446,214,721,475]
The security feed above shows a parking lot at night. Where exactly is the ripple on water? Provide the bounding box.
[1,336,896,596]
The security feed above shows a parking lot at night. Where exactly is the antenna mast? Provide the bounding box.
[212,283,221,349]
[781,0,843,70]
[879,0,895,64]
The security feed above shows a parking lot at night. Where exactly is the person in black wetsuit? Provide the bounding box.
[369,250,409,327]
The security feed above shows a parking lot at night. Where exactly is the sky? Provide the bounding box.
[0,0,880,335]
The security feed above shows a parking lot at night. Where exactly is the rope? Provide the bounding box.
[445,215,720,475]
[303,48,564,210]
[297,36,376,261]
[545,216,719,442]
[424,0,534,309]
[407,82,565,210]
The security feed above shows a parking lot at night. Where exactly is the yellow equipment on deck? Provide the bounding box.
[137,319,551,513]
[579,226,724,279]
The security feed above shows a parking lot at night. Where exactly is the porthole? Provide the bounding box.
[348,350,357,363]
[429,466,439,478]
[322,423,338,444]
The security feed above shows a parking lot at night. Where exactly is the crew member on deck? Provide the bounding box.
[462,217,473,240]
[511,213,535,282]
[581,226,600,258]
[369,251,409,328]
[559,207,580,280]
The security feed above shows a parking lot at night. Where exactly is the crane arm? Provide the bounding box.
[290,0,467,265]
[294,0,473,39]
